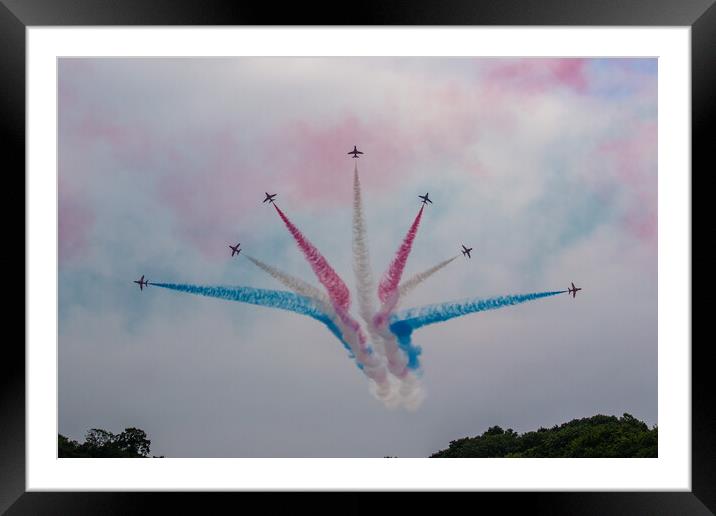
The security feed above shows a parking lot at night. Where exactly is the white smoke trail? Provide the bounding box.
[350,163,424,406]
[352,163,377,326]
[397,256,458,302]
[350,163,425,405]
[351,163,386,356]
[246,254,329,306]
[368,370,425,410]
[246,255,359,359]
[374,293,410,377]
[369,289,426,407]
[247,253,392,396]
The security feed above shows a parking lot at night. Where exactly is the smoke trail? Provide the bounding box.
[371,206,425,379]
[151,282,348,351]
[372,292,411,378]
[153,282,397,403]
[272,205,391,392]
[333,304,387,385]
[351,163,385,355]
[242,256,374,368]
[348,164,425,404]
[273,204,351,312]
[398,256,458,300]
[371,254,460,378]
[389,290,567,370]
[377,205,424,304]
[392,290,566,330]
[245,254,329,306]
[349,166,426,404]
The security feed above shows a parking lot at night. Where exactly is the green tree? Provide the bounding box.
[430,413,657,458]
[115,427,151,457]
[59,427,154,458]
[84,428,116,452]
[58,434,83,457]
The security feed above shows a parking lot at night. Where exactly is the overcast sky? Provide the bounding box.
[58,57,657,457]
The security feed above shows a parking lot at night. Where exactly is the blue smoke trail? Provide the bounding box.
[389,290,566,370]
[151,283,354,358]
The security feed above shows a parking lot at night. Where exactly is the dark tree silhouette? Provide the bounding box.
[115,427,151,457]
[430,413,657,458]
[59,427,153,458]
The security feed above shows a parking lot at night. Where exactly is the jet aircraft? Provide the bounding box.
[134,275,149,291]
[348,145,364,158]
[567,282,582,298]
[419,193,433,205]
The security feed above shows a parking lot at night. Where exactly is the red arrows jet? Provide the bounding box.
[348,145,364,158]
[133,275,149,291]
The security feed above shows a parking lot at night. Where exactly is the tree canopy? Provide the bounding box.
[59,427,154,458]
[430,413,657,458]
[60,414,657,458]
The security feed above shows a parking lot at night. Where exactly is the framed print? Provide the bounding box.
[7,0,711,513]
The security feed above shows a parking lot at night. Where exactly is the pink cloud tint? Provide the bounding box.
[74,114,156,169]
[484,59,589,95]
[61,100,259,258]
[57,58,656,264]
[156,127,262,257]
[59,186,95,264]
[267,89,485,205]
[596,120,657,243]
[155,106,476,258]
[267,115,410,205]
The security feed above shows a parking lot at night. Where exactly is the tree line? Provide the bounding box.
[58,427,159,458]
[59,413,656,458]
[429,413,657,458]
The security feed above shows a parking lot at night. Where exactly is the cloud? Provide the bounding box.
[58,177,94,264]
[58,57,657,456]
[483,58,590,94]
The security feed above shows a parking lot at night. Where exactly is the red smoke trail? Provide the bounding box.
[272,204,386,382]
[273,204,351,311]
[334,304,384,378]
[377,206,424,304]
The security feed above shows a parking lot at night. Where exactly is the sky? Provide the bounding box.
[58,57,657,457]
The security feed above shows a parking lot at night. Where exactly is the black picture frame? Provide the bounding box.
[6,1,710,513]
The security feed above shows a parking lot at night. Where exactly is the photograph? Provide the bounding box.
[6,1,708,508]
[57,56,658,459]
